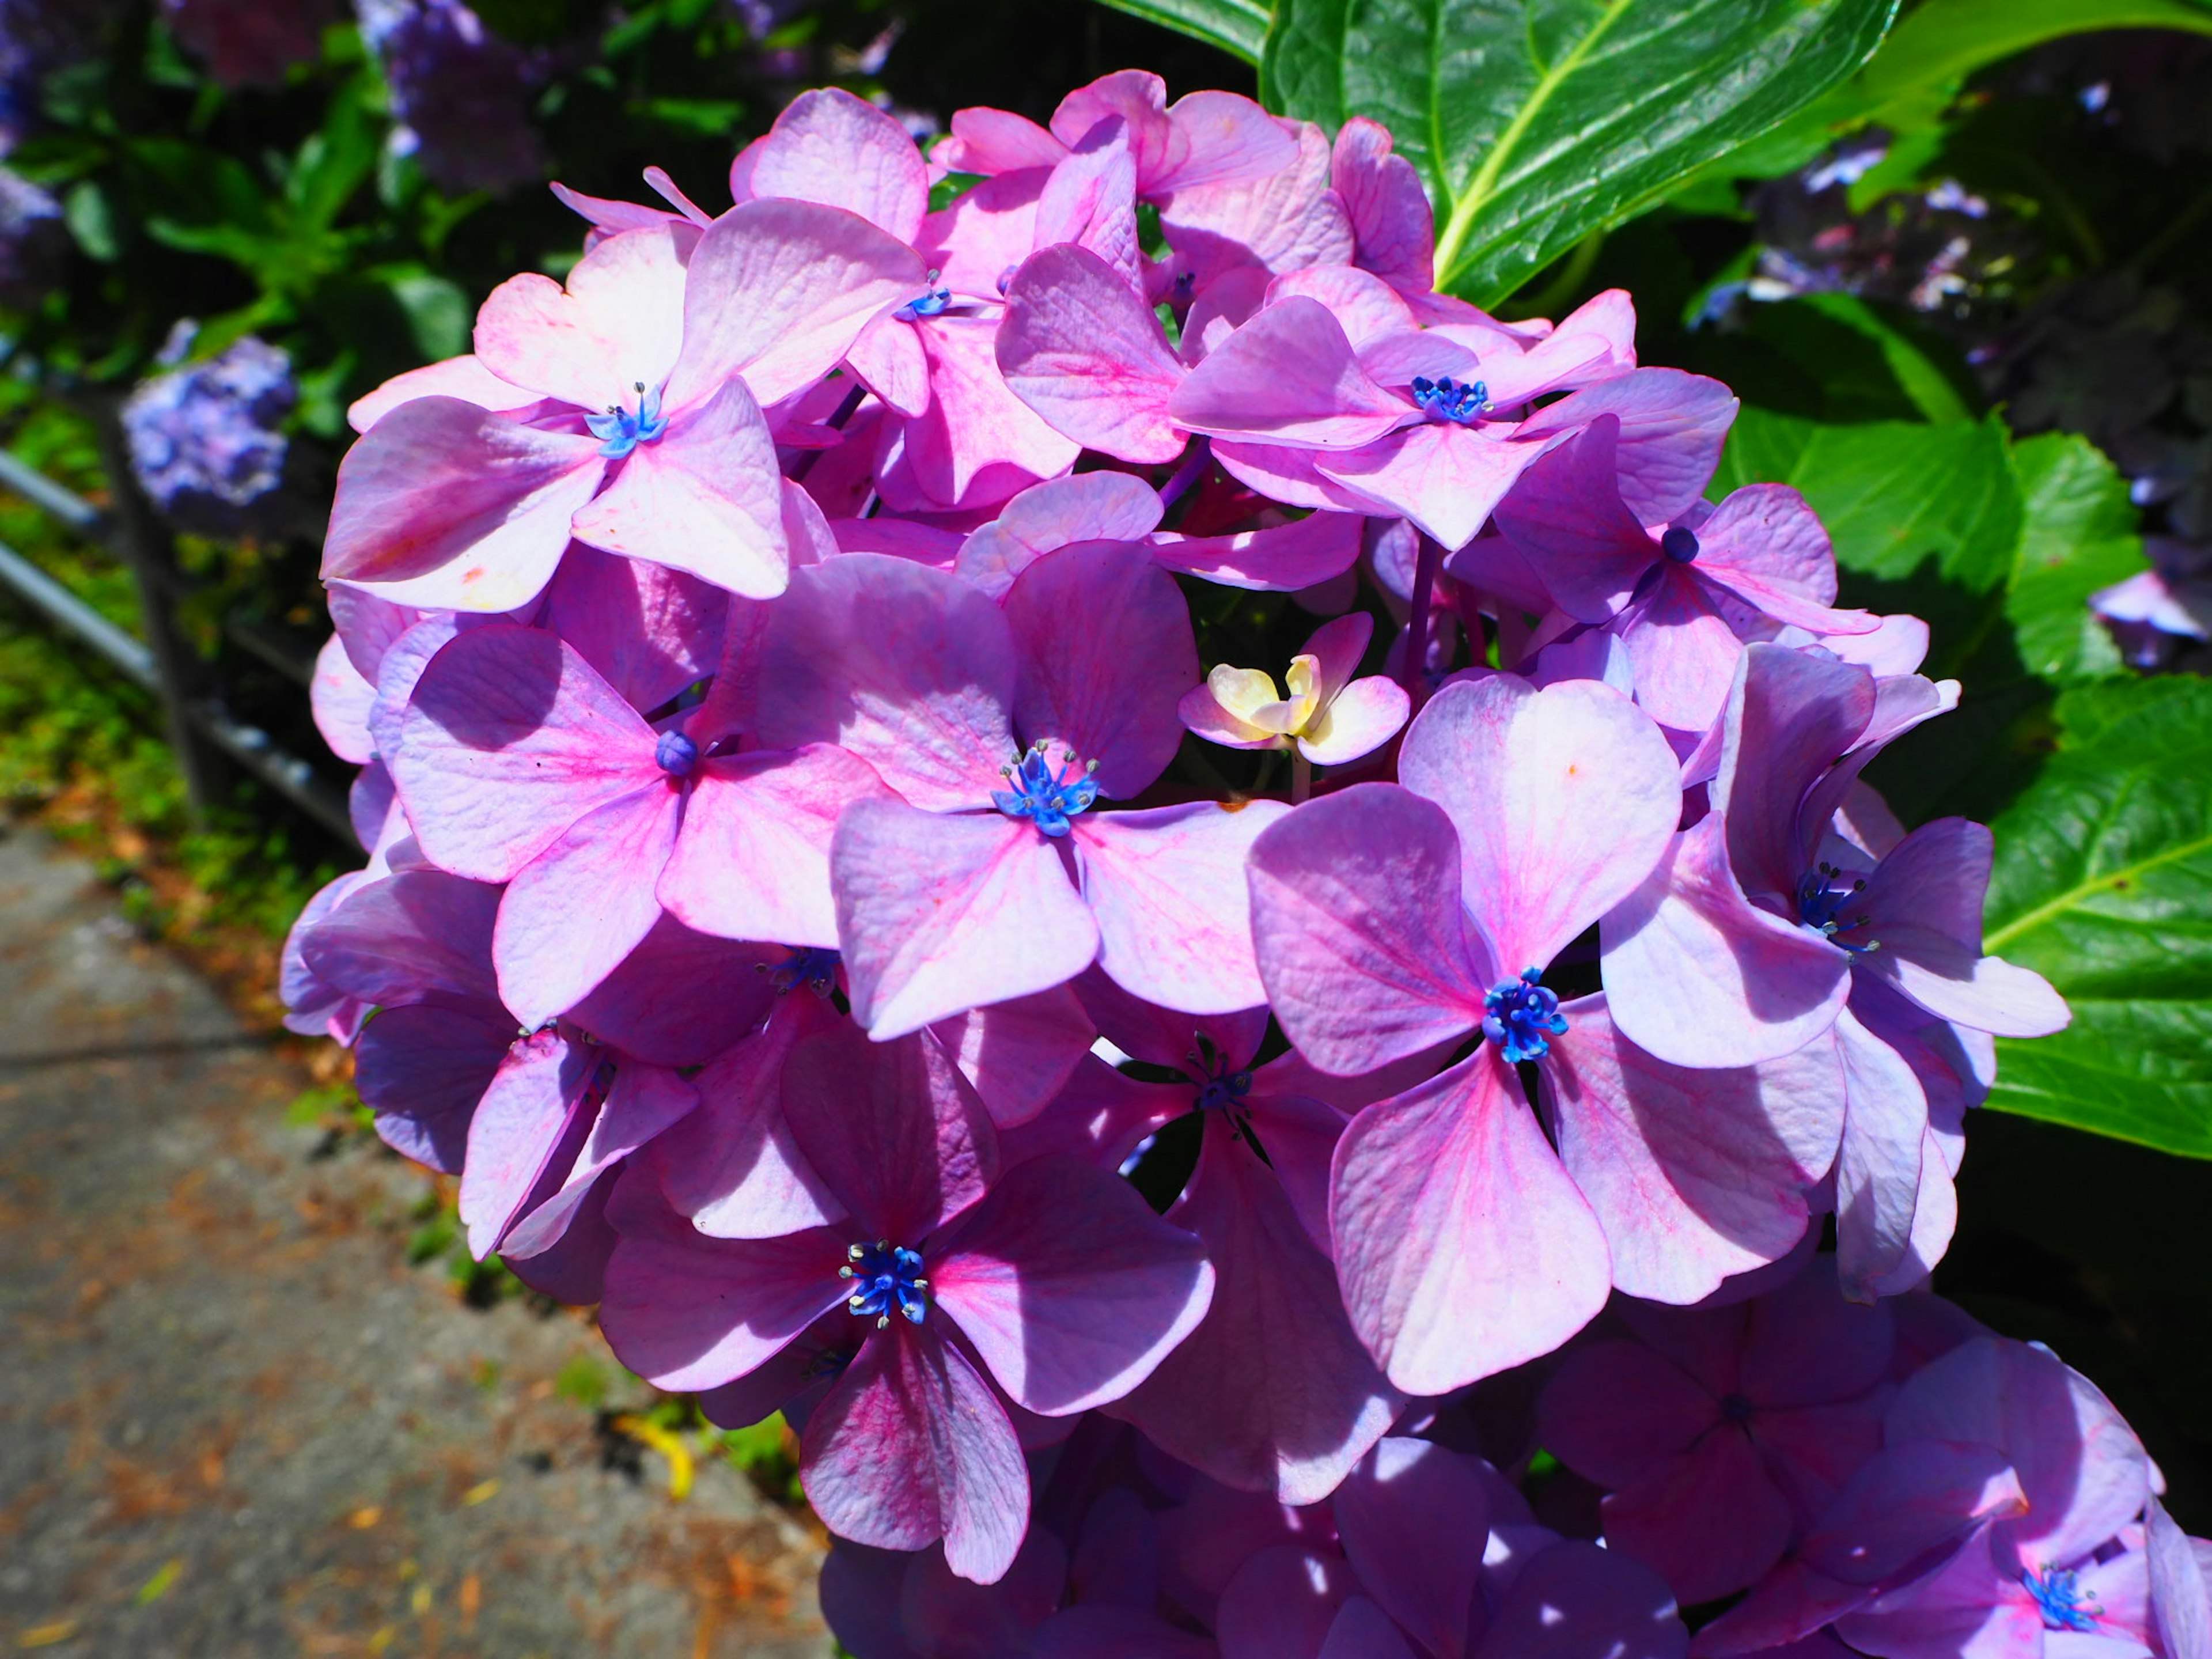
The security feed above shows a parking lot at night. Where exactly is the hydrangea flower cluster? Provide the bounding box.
[162,0,337,89]
[353,0,550,195]
[122,326,296,535]
[285,72,2212,1641]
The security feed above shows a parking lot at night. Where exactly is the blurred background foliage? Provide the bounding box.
[0,0,2209,1524]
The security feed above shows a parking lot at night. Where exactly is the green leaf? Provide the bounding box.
[378,268,472,363]
[1259,0,1897,306]
[1093,0,1272,63]
[2002,434,2147,684]
[1982,676,2212,1158]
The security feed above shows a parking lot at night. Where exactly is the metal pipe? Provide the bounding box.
[0,446,108,536]
[0,536,158,689]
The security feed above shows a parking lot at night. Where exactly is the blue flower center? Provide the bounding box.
[586,381,670,459]
[1796,862,1878,953]
[1719,1392,1755,1425]
[763,946,839,997]
[654,729,699,776]
[1411,374,1490,425]
[842,1240,927,1329]
[1192,1054,1254,1115]
[1484,968,1568,1063]
[2022,1565,2100,1634]
[895,272,952,321]
[1661,526,1700,563]
[993,743,1100,838]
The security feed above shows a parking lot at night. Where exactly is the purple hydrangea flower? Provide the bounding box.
[122,329,297,535]
[161,0,336,89]
[0,162,63,308]
[353,0,549,195]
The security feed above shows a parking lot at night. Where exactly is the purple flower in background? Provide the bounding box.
[354,0,549,195]
[0,0,123,149]
[0,163,63,307]
[122,329,297,536]
[162,0,336,88]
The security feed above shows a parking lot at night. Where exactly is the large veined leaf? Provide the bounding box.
[1093,0,1271,62]
[1982,677,2212,1159]
[1258,0,1897,306]
[2003,434,2147,686]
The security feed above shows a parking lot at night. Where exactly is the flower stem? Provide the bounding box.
[1402,532,1442,700]
[1291,750,1312,805]
[1158,438,1213,513]
[786,381,869,484]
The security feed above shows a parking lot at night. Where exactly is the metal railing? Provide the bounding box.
[0,420,359,848]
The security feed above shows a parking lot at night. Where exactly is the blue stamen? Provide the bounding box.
[993,743,1100,838]
[895,272,953,321]
[1796,862,1879,953]
[840,1240,928,1329]
[1410,374,1491,425]
[1661,526,1700,563]
[762,946,840,998]
[654,729,699,776]
[2022,1565,2100,1633]
[585,381,670,459]
[1483,967,1569,1063]
[1190,1046,1254,1115]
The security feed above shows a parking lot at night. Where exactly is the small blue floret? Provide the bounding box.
[586,382,670,459]
[1483,967,1569,1063]
[1661,526,1700,563]
[2022,1565,2100,1634]
[994,743,1100,838]
[766,945,840,998]
[895,274,953,321]
[1194,1057,1254,1115]
[654,729,699,776]
[842,1240,929,1328]
[1411,374,1491,425]
[1796,862,1878,953]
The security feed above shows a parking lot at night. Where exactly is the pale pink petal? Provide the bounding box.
[1299,676,1408,766]
[1076,798,1291,1016]
[2147,1499,2212,1659]
[569,377,791,597]
[833,800,1099,1039]
[803,1327,1030,1584]
[779,1021,997,1247]
[503,1061,699,1259]
[1400,676,1680,975]
[393,623,660,882]
[474,223,691,408]
[1831,1009,1931,1300]
[1832,1532,2035,1659]
[1247,783,1489,1075]
[1169,298,1406,448]
[459,1027,596,1256]
[323,397,604,611]
[933,1155,1212,1414]
[667,198,923,411]
[745,88,929,244]
[1313,422,1542,552]
[1489,415,1654,621]
[1516,369,1738,525]
[753,553,1016,810]
[346,354,540,433]
[926,984,1095,1129]
[1889,1337,2150,1565]
[492,785,683,1028]
[1104,1124,1400,1505]
[942,106,1067,175]
[1600,814,1853,1070]
[566,916,777,1068]
[536,543,726,714]
[1545,995,1840,1304]
[600,1218,851,1391]
[847,313,931,418]
[1797,1441,2027,1587]
[919,166,1047,301]
[958,471,1165,598]
[1036,122,1143,293]
[1160,121,1354,296]
[902,313,1083,508]
[1332,1051,1612,1395]
[1332,117,1433,294]
[1148,510,1365,592]
[311,632,376,764]
[1006,539,1195,797]
[999,243,1188,464]
[1618,571,1752,734]
[652,996,847,1239]
[354,1004,509,1171]
[660,743,889,949]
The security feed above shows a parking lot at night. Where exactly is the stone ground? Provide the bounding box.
[0,823,831,1658]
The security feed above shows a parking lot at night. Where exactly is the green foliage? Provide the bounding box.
[1980,677,2212,1158]
[1094,0,1272,63]
[714,1413,806,1507]
[1257,0,1896,306]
